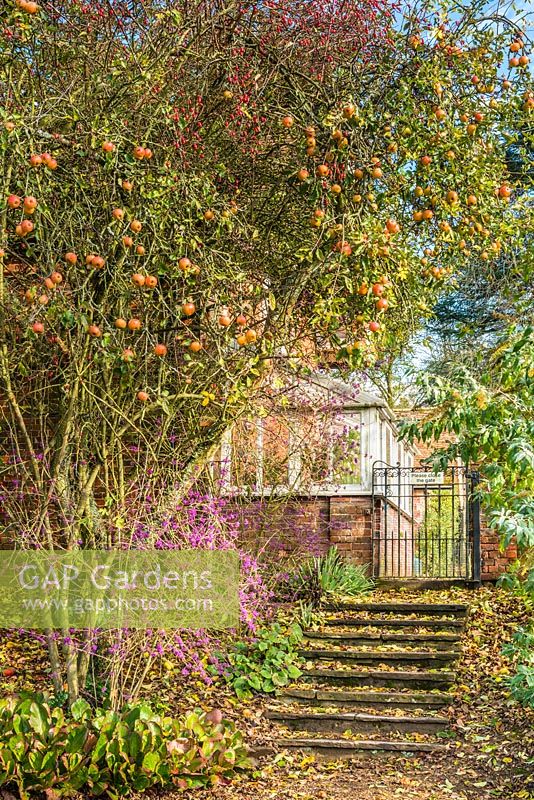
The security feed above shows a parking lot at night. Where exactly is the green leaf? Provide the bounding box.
[28,702,48,738]
[142,750,161,773]
[71,698,91,722]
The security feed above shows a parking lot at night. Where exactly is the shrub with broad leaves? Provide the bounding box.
[0,695,249,799]
[502,627,534,710]
[219,622,304,700]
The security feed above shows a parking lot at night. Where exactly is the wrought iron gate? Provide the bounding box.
[372,463,481,581]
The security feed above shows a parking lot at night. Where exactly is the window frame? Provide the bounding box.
[216,406,417,497]
[307,410,365,494]
[219,409,370,495]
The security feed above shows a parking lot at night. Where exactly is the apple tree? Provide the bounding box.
[0,0,532,700]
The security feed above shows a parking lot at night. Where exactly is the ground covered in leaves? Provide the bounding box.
[0,585,532,799]
[184,586,534,800]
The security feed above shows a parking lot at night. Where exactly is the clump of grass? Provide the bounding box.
[295,547,374,605]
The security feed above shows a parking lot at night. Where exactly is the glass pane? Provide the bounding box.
[332,415,361,484]
[298,414,331,486]
[231,420,258,488]
[262,416,290,487]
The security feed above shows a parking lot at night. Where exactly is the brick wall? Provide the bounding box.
[235,497,332,559]
[329,496,373,565]
[240,489,516,581]
[287,495,415,577]
[481,524,517,581]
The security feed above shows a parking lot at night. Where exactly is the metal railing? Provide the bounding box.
[372,463,481,581]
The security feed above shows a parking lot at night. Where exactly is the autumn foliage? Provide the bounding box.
[0,0,532,698]
[1,0,532,542]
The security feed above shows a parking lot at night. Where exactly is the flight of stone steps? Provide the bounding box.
[265,599,467,759]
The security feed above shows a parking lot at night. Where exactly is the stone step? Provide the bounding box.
[305,631,460,650]
[323,617,465,630]
[279,687,452,710]
[300,648,460,668]
[272,737,446,759]
[266,710,448,735]
[301,668,455,690]
[322,602,468,616]
[377,579,472,590]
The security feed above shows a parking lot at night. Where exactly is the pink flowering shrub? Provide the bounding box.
[97,491,272,699]
[22,491,271,706]
[154,491,270,632]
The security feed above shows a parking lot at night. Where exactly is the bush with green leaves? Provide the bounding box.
[402,328,534,553]
[404,329,534,715]
[0,694,249,799]
[502,627,534,710]
[294,547,374,604]
[498,561,534,599]
[222,622,303,700]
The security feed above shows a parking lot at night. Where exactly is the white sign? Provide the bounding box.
[410,471,444,486]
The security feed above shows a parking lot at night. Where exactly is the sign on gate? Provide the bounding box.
[409,471,444,486]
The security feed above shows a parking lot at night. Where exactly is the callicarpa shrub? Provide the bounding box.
[81,490,271,707]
